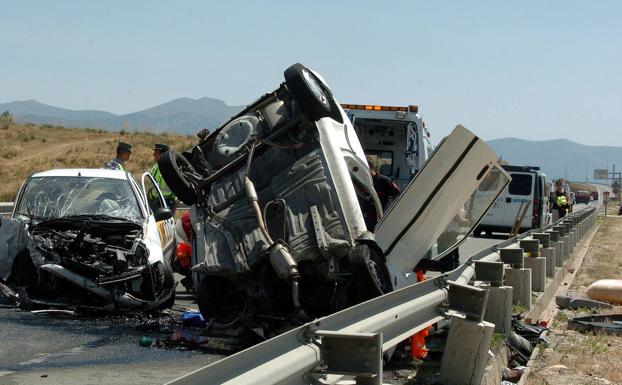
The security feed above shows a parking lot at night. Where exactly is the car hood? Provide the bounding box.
[33,215,143,232]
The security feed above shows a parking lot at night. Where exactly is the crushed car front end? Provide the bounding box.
[0,169,175,312]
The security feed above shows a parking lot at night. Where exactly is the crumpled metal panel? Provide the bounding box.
[193,148,351,275]
[0,216,27,281]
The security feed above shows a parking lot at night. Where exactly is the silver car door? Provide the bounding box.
[375,125,510,274]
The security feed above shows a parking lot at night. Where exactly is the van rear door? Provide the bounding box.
[503,172,534,230]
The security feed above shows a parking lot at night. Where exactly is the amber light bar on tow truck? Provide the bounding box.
[341,103,419,113]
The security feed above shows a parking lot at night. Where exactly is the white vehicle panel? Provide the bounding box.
[375,125,508,275]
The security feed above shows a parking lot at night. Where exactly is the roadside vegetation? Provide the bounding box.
[0,121,196,201]
[527,216,622,385]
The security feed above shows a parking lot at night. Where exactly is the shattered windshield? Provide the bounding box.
[435,166,509,257]
[15,176,144,223]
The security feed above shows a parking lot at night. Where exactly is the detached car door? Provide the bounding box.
[374,125,510,286]
[141,172,176,263]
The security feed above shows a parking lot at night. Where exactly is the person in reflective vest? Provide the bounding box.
[149,143,178,211]
[103,141,132,170]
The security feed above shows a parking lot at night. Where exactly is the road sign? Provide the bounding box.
[603,191,610,203]
[594,169,609,180]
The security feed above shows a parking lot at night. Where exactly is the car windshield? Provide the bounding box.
[15,176,144,222]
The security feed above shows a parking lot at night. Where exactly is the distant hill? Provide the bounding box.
[488,138,622,182]
[0,98,244,135]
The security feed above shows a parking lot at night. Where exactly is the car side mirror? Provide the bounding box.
[154,207,174,221]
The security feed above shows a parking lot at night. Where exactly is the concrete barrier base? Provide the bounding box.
[524,257,546,292]
[440,315,495,385]
[484,285,513,334]
[505,268,532,308]
[541,247,556,277]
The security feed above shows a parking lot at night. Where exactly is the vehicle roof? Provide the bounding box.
[30,168,129,180]
[501,164,541,173]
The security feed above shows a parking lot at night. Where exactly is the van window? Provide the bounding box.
[508,174,532,196]
[366,150,393,176]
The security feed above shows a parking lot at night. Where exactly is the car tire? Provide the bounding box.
[153,262,176,309]
[158,150,198,205]
[284,63,342,122]
[348,242,392,302]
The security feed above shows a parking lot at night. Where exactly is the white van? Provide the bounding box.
[342,104,434,189]
[475,165,551,236]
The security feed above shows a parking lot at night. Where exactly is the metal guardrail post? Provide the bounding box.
[500,248,531,308]
[440,283,494,385]
[520,239,545,292]
[476,261,512,334]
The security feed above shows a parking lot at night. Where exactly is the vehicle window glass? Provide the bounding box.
[144,176,165,214]
[15,176,143,222]
[436,166,509,254]
[366,150,393,176]
[508,174,532,196]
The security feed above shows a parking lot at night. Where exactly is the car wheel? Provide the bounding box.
[158,150,198,205]
[284,63,342,122]
[348,242,393,302]
[153,262,176,309]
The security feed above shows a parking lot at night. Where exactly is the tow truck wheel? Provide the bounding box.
[158,150,198,205]
[348,243,393,302]
[284,63,342,122]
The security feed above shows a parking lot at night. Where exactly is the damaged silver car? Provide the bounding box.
[157,63,510,336]
[0,168,177,312]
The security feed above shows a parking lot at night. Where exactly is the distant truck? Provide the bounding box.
[342,103,434,189]
[574,190,591,204]
[475,165,551,236]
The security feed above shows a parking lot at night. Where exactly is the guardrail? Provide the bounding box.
[0,202,13,216]
[167,207,596,385]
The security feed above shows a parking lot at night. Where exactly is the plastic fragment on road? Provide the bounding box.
[139,335,153,347]
[586,279,622,304]
[181,310,208,327]
[567,313,622,335]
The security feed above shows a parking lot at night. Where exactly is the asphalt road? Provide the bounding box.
[0,282,225,385]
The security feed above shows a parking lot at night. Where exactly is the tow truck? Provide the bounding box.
[342,103,434,188]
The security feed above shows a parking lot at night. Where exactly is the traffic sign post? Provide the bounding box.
[603,191,610,216]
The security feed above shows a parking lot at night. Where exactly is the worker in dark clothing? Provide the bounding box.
[551,178,570,221]
[368,159,401,210]
[103,141,132,170]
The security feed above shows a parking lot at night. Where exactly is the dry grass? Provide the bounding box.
[527,217,622,385]
[0,122,196,201]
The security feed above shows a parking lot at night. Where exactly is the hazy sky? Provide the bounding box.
[2,1,621,145]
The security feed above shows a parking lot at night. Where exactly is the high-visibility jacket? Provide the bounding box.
[149,164,175,200]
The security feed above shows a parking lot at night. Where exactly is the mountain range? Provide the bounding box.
[2,99,620,183]
[0,98,244,135]
[488,138,622,183]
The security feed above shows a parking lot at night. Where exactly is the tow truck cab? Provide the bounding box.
[342,104,434,189]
